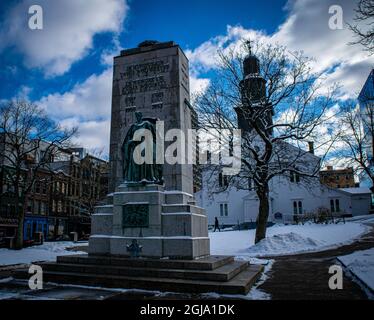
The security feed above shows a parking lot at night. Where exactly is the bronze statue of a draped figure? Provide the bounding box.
[122,111,163,185]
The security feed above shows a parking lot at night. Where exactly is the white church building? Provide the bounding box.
[195,47,372,228]
[196,166,372,227]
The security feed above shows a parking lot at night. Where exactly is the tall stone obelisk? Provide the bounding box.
[109,40,194,195]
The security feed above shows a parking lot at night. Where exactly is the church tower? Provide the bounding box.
[235,42,273,136]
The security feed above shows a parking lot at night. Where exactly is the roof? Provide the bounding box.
[338,187,372,195]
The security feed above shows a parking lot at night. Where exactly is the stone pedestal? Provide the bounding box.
[89,183,210,259]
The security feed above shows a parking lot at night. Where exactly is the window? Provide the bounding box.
[293,201,303,214]
[298,201,303,214]
[220,203,228,217]
[335,199,340,212]
[27,201,32,213]
[40,202,46,215]
[34,201,40,215]
[42,183,47,194]
[35,182,40,194]
[290,171,300,183]
[331,199,340,213]
[218,173,229,187]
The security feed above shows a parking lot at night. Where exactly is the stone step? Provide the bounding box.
[162,204,205,215]
[39,260,248,282]
[13,264,263,295]
[93,205,113,214]
[56,254,234,271]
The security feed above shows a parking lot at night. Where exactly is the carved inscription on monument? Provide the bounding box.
[122,203,149,228]
[121,61,169,95]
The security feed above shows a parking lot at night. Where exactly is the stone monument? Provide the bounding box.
[89,40,210,259]
[13,41,263,295]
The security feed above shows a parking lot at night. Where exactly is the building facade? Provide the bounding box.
[320,166,356,188]
[197,168,372,228]
[358,69,374,189]
[0,141,109,245]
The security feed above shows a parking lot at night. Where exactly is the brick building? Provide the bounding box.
[320,166,356,189]
[0,142,109,245]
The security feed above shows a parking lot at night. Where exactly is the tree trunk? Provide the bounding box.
[14,191,25,250]
[14,212,24,249]
[255,184,270,244]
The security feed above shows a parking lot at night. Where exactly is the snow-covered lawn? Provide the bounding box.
[338,248,374,295]
[210,221,368,258]
[0,241,87,266]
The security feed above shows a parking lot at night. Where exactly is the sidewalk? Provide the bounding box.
[257,222,374,300]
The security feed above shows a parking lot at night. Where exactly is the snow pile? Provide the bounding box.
[210,222,368,258]
[247,232,324,257]
[0,241,87,266]
[338,248,374,294]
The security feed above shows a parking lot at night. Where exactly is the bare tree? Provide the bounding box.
[195,41,338,243]
[339,95,374,190]
[349,0,374,54]
[0,100,77,249]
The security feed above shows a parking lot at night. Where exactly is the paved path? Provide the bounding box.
[257,221,374,300]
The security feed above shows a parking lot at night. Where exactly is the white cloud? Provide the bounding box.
[186,0,374,99]
[186,25,265,75]
[100,37,123,66]
[190,76,210,96]
[36,68,113,154]
[60,117,110,154]
[0,0,128,76]
[37,69,112,120]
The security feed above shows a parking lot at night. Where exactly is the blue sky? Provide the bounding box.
[0,0,372,155]
[0,0,288,101]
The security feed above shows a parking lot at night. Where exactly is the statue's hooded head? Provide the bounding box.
[135,111,142,123]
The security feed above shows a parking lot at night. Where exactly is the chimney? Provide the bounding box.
[308,141,314,154]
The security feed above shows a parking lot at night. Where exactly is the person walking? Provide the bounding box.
[214,217,220,232]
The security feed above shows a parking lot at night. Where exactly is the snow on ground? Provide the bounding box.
[0,241,87,266]
[210,221,368,258]
[338,248,374,295]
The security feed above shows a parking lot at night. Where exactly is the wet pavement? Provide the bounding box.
[257,221,374,300]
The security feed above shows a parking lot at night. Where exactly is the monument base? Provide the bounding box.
[13,255,264,295]
[88,183,210,259]
[12,184,264,295]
